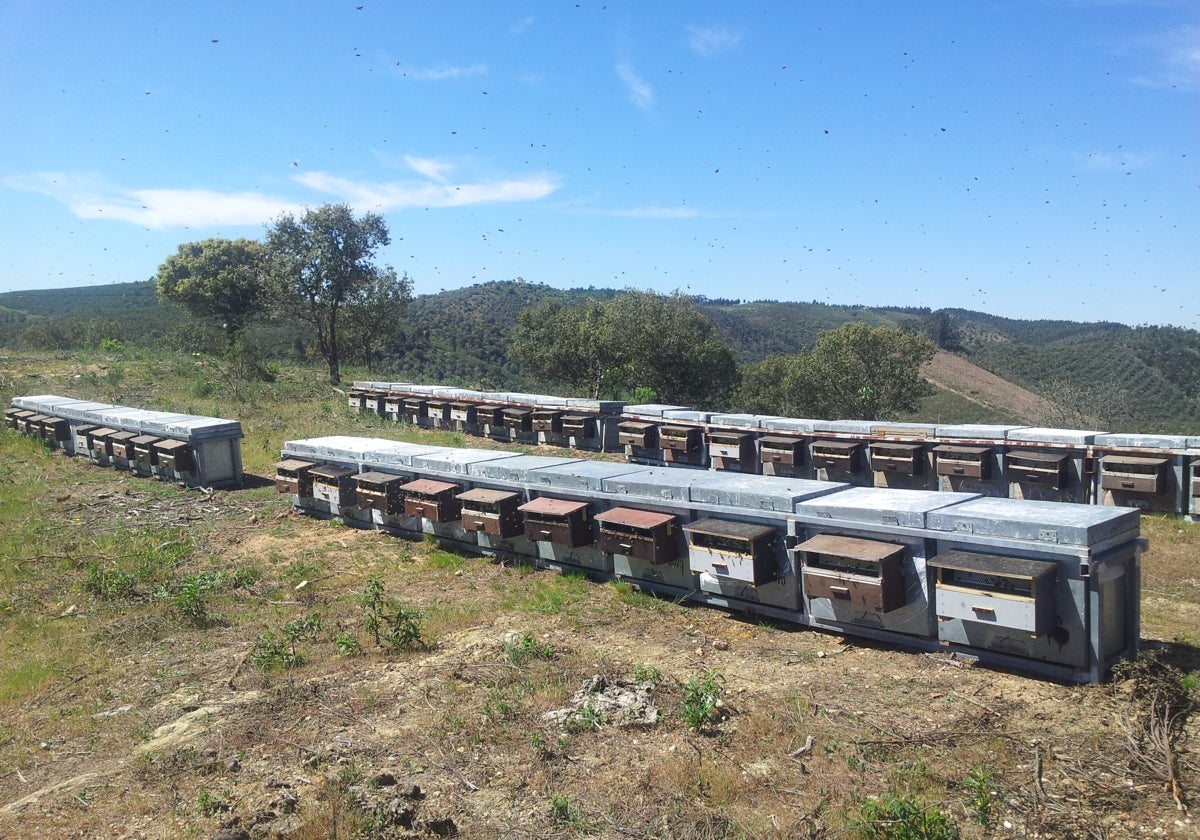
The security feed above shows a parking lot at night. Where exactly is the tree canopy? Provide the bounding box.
[153,238,267,341]
[738,323,935,420]
[263,204,409,384]
[510,290,738,408]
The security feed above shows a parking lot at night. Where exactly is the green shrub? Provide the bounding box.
[504,632,554,665]
[681,669,725,731]
[360,577,426,652]
[851,791,959,840]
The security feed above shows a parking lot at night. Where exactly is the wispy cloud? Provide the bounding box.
[687,25,742,57]
[5,159,560,228]
[403,63,488,81]
[403,155,454,183]
[616,61,654,111]
[1129,24,1200,89]
[509,15,535,35]
[1075,149,1156,171]
[294,167,560,210]
[617,205,700,219]
[4,172,302,228]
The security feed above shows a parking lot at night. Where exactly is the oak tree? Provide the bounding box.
[264,204,407,384]
[510,290,738,408]
[154,238,267,342]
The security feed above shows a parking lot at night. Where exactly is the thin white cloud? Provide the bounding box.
[687,25,742,57]
[294,170,560,210]
[1076,149,1156,171]
[4,172,302,228]
[404,155,454,183]
[404,63,488,81]
[5,162,560,228]
[616,61,654,111]
[1130,24,1200,89]
[510,15,535,35]
[617,205,700,219]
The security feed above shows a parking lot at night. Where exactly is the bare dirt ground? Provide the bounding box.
[0,352,1196,839]
[0,459,1196,840]
[922,351,1053,423]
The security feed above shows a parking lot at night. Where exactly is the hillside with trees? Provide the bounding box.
[2,278,1197,431]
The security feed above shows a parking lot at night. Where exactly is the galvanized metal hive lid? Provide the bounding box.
[757,416,817,434]
[410,449,522,475]
[361,442,446,467]
[934,423,1025,441]
[49,401,117,420]
[601,468,697,502]
[92,407,152,427]
[128,411,242,439]
[1093,433,1190,451]
[686,471,844,512]
[870,421,937,438]
[709,413,763,429]
[797,486,981,528]
[527,460,648,491]
[13,395,96,413]
[1005,427,1102,445]
[565,398,626,414]
[466,454,581,481]
[925,496,1140,547]
[662,409,710,422]
[282,436,388,462]
[813,419,875,435]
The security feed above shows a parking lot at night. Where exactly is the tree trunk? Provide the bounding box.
[328,312,341,384]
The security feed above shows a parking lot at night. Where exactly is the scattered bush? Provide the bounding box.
[681,669,725,731]
[851,790,959,840]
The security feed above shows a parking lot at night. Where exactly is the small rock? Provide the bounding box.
[373,771,397,787]
[713,639,729,651]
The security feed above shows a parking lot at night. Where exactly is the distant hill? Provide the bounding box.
[2,279,1196,432]
[0,281,189,345]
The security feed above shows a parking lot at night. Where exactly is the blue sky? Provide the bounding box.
[2,1,1197,328]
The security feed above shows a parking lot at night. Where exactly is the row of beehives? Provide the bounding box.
[349,381,1200,519]
[278,434,1143,684]
[6,395,244,489]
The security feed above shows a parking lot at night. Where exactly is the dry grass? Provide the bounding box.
[1,349,1198,838]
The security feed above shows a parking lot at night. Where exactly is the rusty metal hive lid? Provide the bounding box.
[457,488,520,504]
[518,497,589,516]
[594,507,676,529]
[399,478,459,496]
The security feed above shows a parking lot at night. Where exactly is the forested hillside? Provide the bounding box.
[948,311,1200,432]
[2,279,1196,431]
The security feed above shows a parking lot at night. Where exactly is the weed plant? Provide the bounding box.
[681,669,726,731]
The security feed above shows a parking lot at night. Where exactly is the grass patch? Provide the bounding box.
[0,660,57,704]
